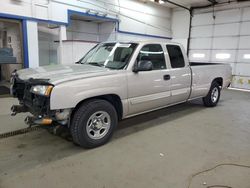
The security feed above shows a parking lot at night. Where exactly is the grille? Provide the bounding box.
[12,76,51,116]
[23,85,33,107]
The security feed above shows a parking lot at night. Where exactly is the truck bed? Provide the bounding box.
[188,61,232,99]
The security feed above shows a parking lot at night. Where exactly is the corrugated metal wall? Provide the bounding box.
[189,7,250,90]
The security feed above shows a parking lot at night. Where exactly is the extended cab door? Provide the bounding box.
[127,44,171,115]
[165,44,192,104]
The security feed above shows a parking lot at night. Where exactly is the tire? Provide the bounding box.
[203,82,221,107]
[70,99,118,148]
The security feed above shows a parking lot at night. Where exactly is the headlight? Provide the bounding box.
[30,85,53,96]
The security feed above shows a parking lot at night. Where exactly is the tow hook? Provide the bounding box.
[11,105,27,116]
[24,116,53,126]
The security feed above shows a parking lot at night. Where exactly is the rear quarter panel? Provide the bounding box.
[190,64,232,99]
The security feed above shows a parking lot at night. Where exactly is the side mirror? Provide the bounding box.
[133,60,153,73]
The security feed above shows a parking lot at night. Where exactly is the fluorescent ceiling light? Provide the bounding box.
[97,12,107,17]
[216,53,231,59]
[192,53,205,58]
[86,9,98,15]
[159,0,165,4]
[243,54,250,59]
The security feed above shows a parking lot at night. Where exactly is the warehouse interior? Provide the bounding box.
[0,0,250,188]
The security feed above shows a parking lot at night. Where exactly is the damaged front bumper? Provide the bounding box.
[10,71,71,127]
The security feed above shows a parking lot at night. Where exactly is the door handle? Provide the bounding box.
[163,74,171,80]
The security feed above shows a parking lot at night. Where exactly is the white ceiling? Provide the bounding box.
[165,0,211,7]
[146,0,230,8]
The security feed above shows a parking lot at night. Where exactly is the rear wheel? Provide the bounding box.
[203,82,221,107]
[70,99,118,148]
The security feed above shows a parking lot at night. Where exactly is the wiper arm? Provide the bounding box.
[88,62,103,67]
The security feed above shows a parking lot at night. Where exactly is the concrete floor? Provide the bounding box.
[0,89,250,188]
[0,97,28,134]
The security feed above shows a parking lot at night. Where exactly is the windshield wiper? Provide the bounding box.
[87,62,104,67]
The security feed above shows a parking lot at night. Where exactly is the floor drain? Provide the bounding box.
[0,126,42,139]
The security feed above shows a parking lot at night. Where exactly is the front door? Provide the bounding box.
[127,44,171,115]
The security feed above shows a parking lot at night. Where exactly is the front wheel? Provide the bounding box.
[203,82,221,107]
[70,99,118,148]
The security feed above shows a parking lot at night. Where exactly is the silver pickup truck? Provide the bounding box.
[10,41,232,148]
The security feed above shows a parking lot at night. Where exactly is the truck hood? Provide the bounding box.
[17,64,116,85]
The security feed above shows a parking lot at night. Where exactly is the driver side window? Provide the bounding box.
[137,44,166,70]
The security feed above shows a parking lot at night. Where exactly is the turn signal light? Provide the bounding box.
[41,118,53,125]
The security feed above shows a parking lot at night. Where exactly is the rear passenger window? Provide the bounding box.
[137,44,166,70]
[166,45,185,68]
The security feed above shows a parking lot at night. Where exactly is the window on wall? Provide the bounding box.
[137,44,166,70]
[166,45,185,68]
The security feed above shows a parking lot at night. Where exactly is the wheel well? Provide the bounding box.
[71,94,123,121]
[212,77,223,87]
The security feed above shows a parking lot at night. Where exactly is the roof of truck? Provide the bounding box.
[101,40,182,46]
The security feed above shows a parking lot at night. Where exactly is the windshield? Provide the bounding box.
[79,42,138,70]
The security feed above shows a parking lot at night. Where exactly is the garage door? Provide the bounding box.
[189,7,250,90]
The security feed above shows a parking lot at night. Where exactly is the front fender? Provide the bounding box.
[49,74,127,110]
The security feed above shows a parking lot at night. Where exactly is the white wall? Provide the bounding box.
[38,27,59,66]
[66,20,117,42]
[61,41,97,65]
[67,20,99,42]
[0,0,172,38]
[0,0,172,67]
[61,20,114,64]
[116,0,171,37]
[26,20,39,68]
[171,9,190,51]
[99,22,116,42]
